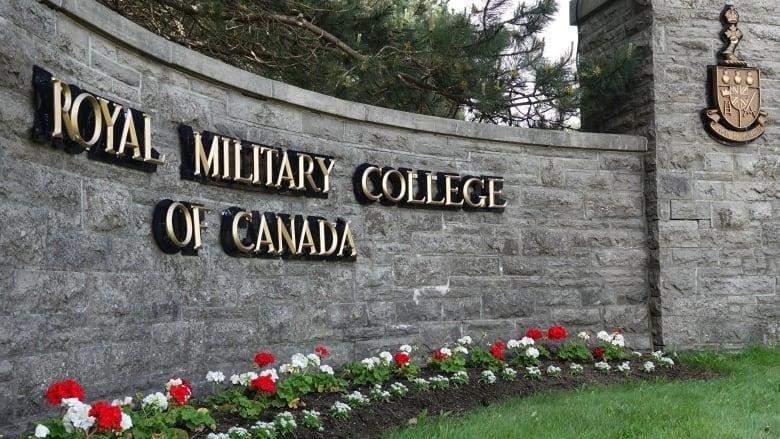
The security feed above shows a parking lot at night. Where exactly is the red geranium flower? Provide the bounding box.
[315,345,329,358]
[254,351,275,368]
[45,379,85,405]
[547,325,568,341]
[525,327,544,340]
[433,351,449,361]
[394,351,411,367]
[250,375,277,394]
[88,400,122,432]
[168,384,191,405]
[489,341,506,360]
[592,346,605,359]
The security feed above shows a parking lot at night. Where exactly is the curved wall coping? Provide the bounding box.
[44,0,646,153]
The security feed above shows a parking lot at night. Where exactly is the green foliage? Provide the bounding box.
[428,354,467,374]
[99,0,578,128]
[556,340,593,362]
[395,362,421,380]
[602,343,629,361]
[468,347,504,372]
[312,371,348,393]
[274,373,315,407]
[343,362,392,386]
[208,386,270,419]
[578,44,638,131]
[130,406,215,438]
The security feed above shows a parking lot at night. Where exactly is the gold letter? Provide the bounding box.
[116,109,142,159]
[381,169,406,203]
[233,140,252,183]
[191,205,210,250]
[443,174,463,207]
[462,178,486,208]
[360,166,382,201]
[165,202,193,248]
[315,157,336,193]
[486,178,508,209]
[231,210,255,253]
[297,153,317,192]
[70,93,103,149]
[193,133,220,177]
[142,113,165,164]
[337,221,358,257]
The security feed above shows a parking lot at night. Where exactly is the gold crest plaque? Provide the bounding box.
[704,5,768,144]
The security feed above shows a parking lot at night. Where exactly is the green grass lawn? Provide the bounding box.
[386,346,780,439]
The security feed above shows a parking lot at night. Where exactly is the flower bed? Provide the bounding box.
[25,326,709,439]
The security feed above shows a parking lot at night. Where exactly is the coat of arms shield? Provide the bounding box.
[703,5,768,144]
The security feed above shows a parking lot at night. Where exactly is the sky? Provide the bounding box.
[448,0,578,59]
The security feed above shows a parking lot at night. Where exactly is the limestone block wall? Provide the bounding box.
[0,0,647,432]
[576,0,780,349]
[651,0,779,348]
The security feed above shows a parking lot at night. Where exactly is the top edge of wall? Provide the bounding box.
[44,0,646,153]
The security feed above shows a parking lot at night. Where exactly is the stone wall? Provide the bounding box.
[0,0,648,432]
[576,0,780,349]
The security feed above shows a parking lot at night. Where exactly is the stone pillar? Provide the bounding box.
[574,0,780,349]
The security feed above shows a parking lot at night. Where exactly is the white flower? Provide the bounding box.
[597,331,611,342]
[390,382,409,396]
[279,363,295,375]
[429,375,450,388]
[507,339,521,349]
[439,347,452,357]
[480,370,497,384]
[412,377,429,386]
[291,353,309,369]
[451,370,469,384]
[307,353,321,366]
[520,336,535,347]
[651,351,665,361]
[659,357,675,367]
[502,367,518,380]
[525,347,540,359]
[62,400,94,433]
[346,391,370,406]
[458,336,473,345]
[252,421,276,436]
[595,361,611,372]
[577,331,590,341]
[34,424,50,438]
[379,351,393,365]
[632,351,643,358]
[453,346,469,355]
[231,371,258,386]
[546,365,562,377]
[526,366,542,378]
[111,396,133,406]
[617,361,631,374]
[260,368,279,382]
[569,363,584,375]
[142,392,169,411]
[610,333,625,347]
[228,427,250,437]
[332,401,352,414]
[120,413,133,431]
[206,370,225,383]
[399,344,413,353]
[641,361,656,372]
[207,434,229,439]
[319,364,335,375]
[361,357,376,370]
[165,378,182,390]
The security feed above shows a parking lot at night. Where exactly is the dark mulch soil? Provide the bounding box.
[206,362,717,439]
